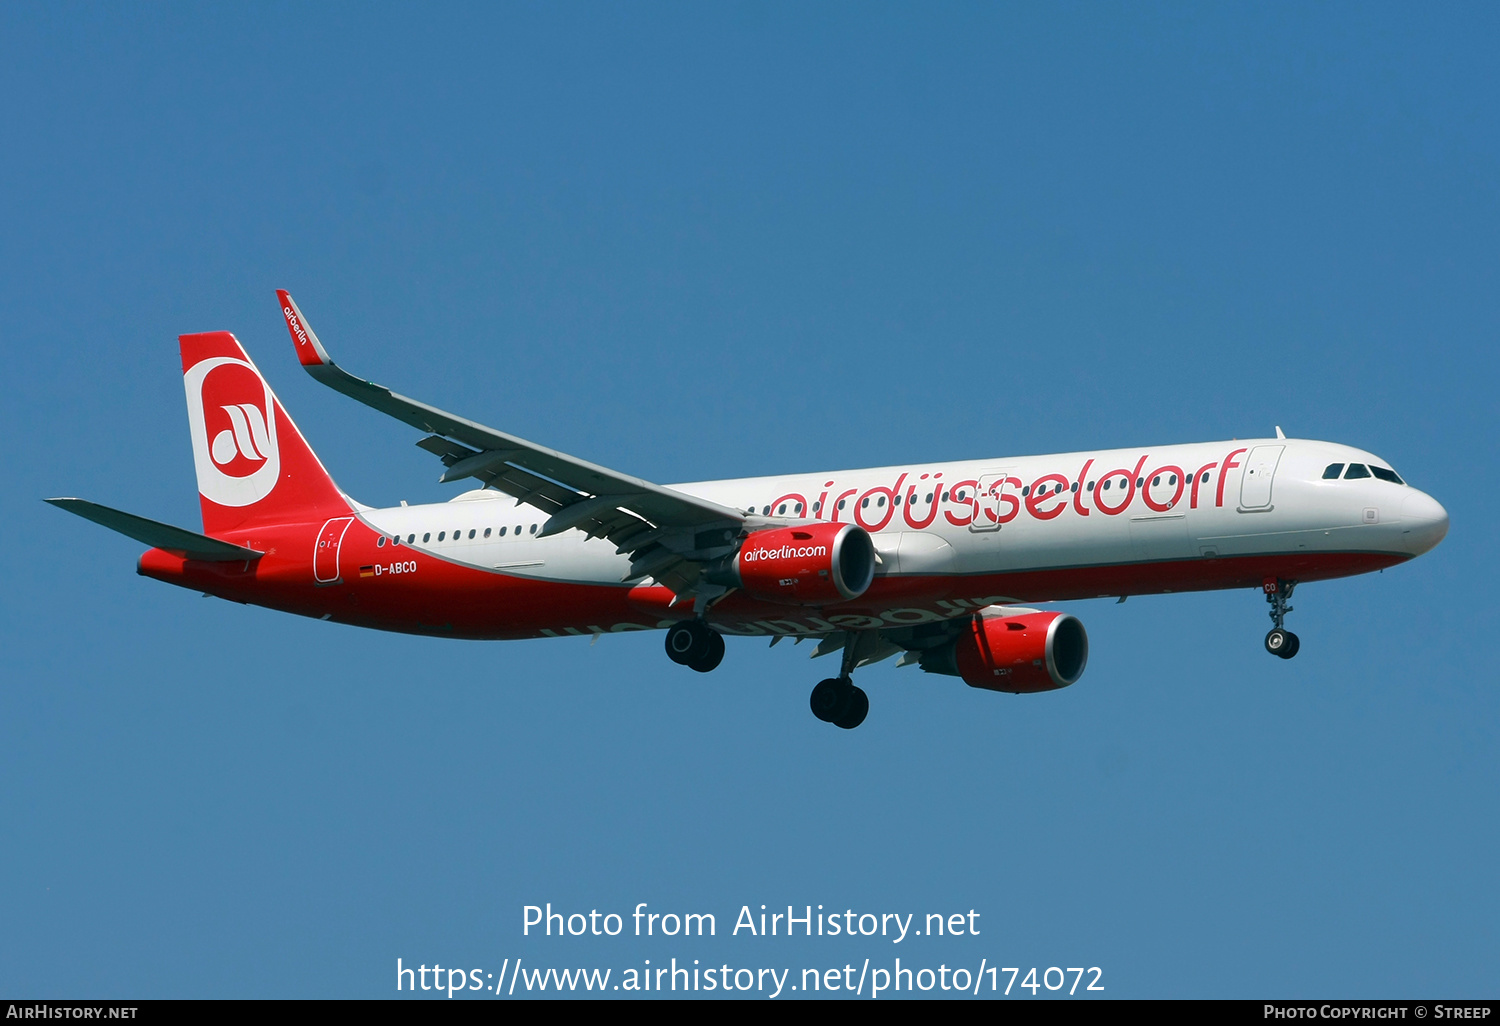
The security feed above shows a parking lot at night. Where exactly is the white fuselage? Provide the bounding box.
[357,437,1446,617]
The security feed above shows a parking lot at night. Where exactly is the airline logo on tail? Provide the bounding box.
[184,356,282,507]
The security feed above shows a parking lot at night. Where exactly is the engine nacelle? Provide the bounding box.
[919,611,1089,693]
[732,523,875,605]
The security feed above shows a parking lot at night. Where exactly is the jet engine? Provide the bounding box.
[919,610,1089,693]
[730,523,875,605]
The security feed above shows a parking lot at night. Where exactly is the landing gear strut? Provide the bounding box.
[809,632,869,729]
[665,620,725,673]
[1263,578,1300,659]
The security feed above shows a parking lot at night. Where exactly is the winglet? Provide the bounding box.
[277,290,334,367]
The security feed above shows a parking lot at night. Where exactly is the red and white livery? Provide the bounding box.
[49,293,1449,729]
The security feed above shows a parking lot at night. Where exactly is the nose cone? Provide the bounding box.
[1400,490,1449,556]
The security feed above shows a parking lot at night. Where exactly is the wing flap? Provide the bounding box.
[415,434,476,464]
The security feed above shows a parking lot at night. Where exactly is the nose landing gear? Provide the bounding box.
[1263,578,1300,659]
[808,631,870,729]
[665,620,725,673]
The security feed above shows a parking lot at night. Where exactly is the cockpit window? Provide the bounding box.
[1344,464,1371,480]
[1322,463,1344,480]
[1369,466,1404,485]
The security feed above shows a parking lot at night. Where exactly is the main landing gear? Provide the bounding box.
[809,632,869,730]
[1263,578,1300,659]
[665,619,725,673]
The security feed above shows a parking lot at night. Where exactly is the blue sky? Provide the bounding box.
[1,2,1495,998]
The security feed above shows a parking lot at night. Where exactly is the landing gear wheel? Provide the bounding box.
[1263,579,1300,659]
[810,632,874,729]
[810,677,851,723]
[665,620,720,668]
[688,630,725,673]
[1265,628,1299,659]
[809,677,868,728]
[665,621,702,665]
[833,686,868,730]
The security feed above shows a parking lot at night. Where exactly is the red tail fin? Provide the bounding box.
[180,331,352,536]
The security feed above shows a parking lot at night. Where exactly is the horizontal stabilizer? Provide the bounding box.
[45,498,264,561]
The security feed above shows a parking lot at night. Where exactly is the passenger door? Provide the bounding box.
[314,516,355,584]
[1239,445,1284,511]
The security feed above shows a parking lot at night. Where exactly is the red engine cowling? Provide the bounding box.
[922,611,1089,693]
[733,523,876,605]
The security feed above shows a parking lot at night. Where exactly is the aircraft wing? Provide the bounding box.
[276,291,749,599]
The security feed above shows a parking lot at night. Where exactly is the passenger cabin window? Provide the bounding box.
[1344,464,1371,480]
[438,531,446,541]
[484,528,491,538]
[1323,463,1345,480]
[377,537,385,547]
[499,527,507,536]
[1370,466,1404,485]
[422,533,430,542]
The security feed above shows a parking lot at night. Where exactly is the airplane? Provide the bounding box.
[48,292,1450,729]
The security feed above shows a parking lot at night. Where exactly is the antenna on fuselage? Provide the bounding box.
[1275,426,1286,439]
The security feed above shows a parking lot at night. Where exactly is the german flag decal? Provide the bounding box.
[359,565,375,578]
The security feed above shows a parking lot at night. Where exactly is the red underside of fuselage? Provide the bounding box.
[136,516,1407,640]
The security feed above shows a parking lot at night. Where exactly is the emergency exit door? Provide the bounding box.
[971,472,1016,532]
